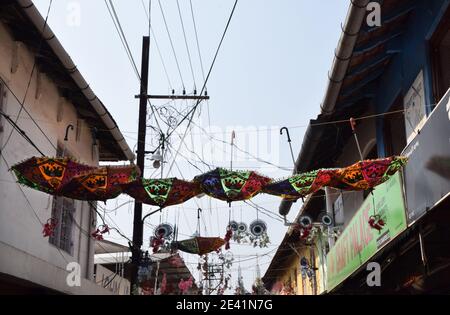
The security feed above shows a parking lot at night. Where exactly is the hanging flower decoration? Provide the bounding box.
[150,223,173,253]
[150,235,165,253]
[60,165,139,201]
[194,168,272,203]
[91,224,110,241]
[172,237,225,256]
[42,218,58,237]
[368,215,386,231]
[178,277,194,294]
[124,178,201,208]
[329,156,408,190]
[11,157,95,195]
[299,227,312,240]
[224,227,233,250]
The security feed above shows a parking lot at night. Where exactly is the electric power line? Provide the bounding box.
[157,0,186,90]
[165,0,239,176]
[176,0,197,90]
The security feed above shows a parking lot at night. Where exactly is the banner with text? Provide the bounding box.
[326,172,407,291]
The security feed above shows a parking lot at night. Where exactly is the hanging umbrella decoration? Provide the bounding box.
[262,156,408,200]
[11,157,95,195]
[328,156,408,190]
[172,237,225,256]
[124,178,201,208]
[60,165,139,202]
[10,156,408,209]
[194,168,272,203]
[262,168,338,201]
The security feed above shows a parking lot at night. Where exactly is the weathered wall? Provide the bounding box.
[0,20,99,293]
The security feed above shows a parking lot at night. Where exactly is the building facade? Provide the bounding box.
[0,0,133,294]
[264,0,450,294]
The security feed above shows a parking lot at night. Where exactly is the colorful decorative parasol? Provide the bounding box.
[262,168,338,201]
[60,165,139,201]
[172,237,225,256]
[262,156,407,200]
[194,168,272,202]
[329,156,408,190]
[123,178,201,208]
[11,157,95,195]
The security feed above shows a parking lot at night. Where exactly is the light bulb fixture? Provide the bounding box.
[148,148,163,169]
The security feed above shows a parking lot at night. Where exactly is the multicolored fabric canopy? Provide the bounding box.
[60,165,139,201]
[263,157,407,200]
[194,168,272,202]
[263,168,338,201]
[11,157,95,195]
[329,156,408,190]
[10,156,408,205]
[124,178,201,208]
[172,237,225,256]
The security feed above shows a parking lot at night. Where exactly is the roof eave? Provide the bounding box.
[16,0,135,162]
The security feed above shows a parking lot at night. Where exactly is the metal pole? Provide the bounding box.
[62,124,74,157]
[349,118,364,161]
[130,36,150,295]
[230,130,235,171]
[280,127,296,167]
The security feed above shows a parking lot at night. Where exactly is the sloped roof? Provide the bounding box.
[0,0,134,161]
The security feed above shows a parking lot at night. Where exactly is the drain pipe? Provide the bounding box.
[17,0,135,162]
[321,0,370,114]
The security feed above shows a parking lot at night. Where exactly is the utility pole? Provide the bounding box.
[129,39,210,295]
[130,36,150,295]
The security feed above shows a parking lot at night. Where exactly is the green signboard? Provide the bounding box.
[326,172,407,291]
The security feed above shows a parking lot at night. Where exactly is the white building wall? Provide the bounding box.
[0,20,104,293]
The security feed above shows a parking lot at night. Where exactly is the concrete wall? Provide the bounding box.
[0,20,100,293]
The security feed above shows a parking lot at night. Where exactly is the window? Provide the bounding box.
[49,144,75,254]
[49,196,75,254]
[430,6,450,103]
